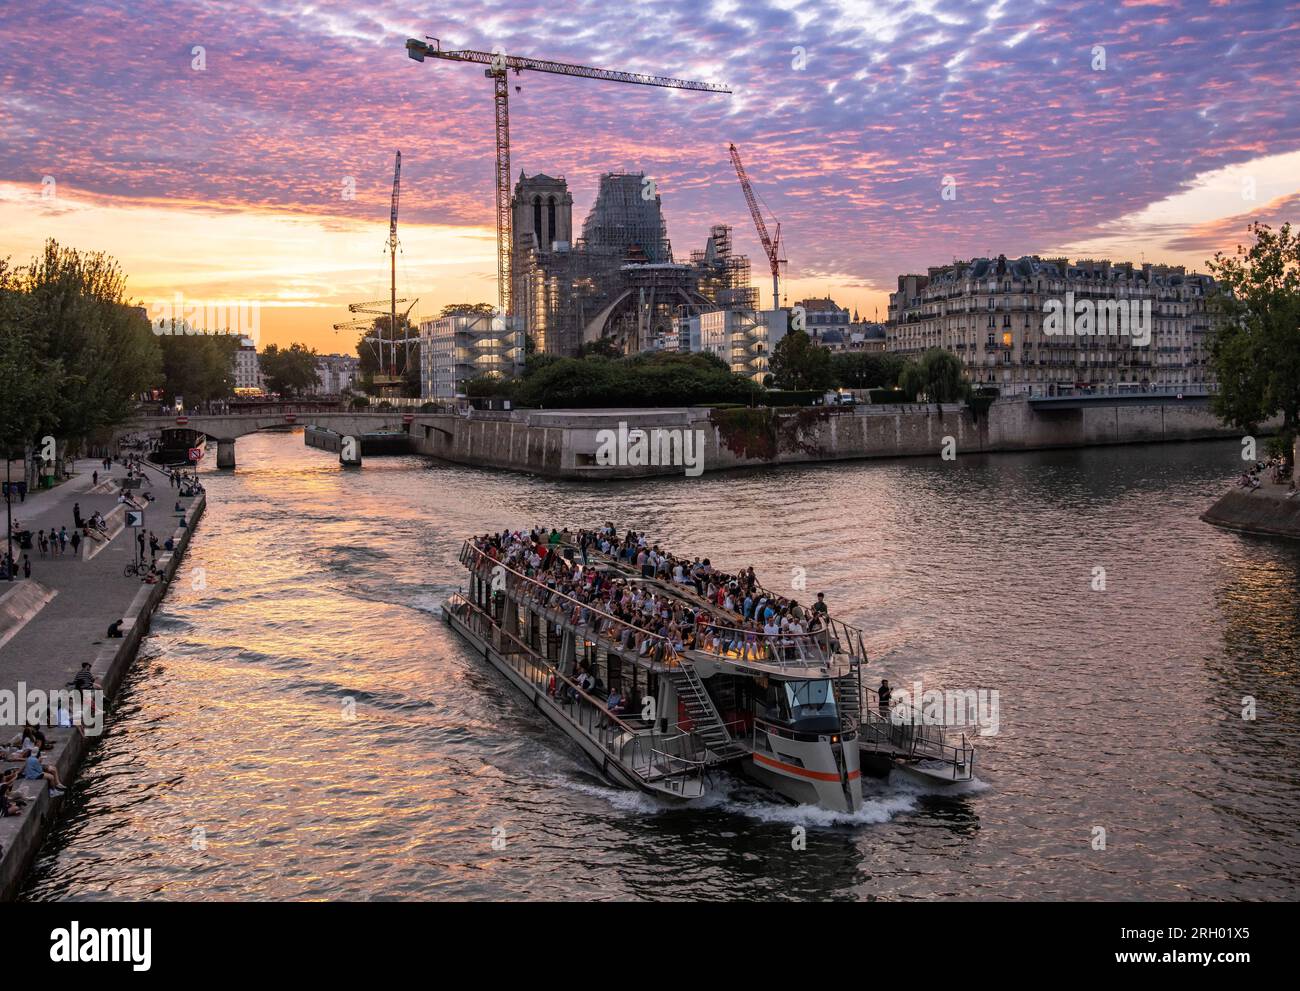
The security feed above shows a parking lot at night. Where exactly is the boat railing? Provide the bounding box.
[446,592,710,793]
[573,538,869,662]
[690,617,860,671]
[858,688,975,780]
[459,540,683,667]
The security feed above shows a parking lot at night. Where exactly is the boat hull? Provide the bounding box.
[443,601,690,798]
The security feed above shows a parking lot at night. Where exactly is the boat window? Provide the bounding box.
[785,679,836,718]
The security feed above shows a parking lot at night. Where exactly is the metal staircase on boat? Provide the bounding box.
[670,661,747,762]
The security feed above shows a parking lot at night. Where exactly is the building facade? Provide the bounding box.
[676,307,786,383]
[232,337,263,394]
[887,255,1216,395]
[309,354,360,396]
[419,312,524,401]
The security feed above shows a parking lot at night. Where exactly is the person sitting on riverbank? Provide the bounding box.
[22,750,66,796]
[0,769,28,816]
[6,724,47,752]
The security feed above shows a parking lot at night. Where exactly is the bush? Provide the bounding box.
[378,400,393,409]
[760,389,824,407]
[514,351,759,409]
[350,396,369,409]
[867,388,909,404]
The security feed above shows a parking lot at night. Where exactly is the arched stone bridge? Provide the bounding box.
[126,411,419,468]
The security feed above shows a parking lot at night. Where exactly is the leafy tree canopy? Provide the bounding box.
[1207,222,1300,452]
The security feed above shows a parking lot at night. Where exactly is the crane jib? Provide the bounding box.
[407,40,729,93]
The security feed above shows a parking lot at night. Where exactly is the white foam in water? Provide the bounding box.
[555,769,982,827]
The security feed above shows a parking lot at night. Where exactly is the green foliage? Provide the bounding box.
[440,303,494,317]
[763,389,824,407]
[0,260,60,444]
[867,388,909,405]
[830,350,905,390]
[157,333,238,404]
[260,342,319,397]
[770,330,836,390]
[898,348,968,403]
[514,350,759,409]
[464,375,514,398]
[576,337,622,359]
[0,240,160,444]
[1207,222,1300,439]
[351,395,370,409]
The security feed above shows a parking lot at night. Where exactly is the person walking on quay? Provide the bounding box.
[58,526,68,555]
[148,531,159,563]
[73,501,82,529]
[92,469,98,487]
[136,529,145,561]
[22,555,30,579]
[70,530,81,557]
[36,530,47,558]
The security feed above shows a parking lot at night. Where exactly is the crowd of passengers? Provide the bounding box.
[470,525,836,667]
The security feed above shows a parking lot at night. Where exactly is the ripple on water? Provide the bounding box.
[19,432,1300,901]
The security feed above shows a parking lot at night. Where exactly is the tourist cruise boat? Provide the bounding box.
[444,533,973,813]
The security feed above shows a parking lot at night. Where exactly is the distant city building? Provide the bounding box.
[887,254,1216,395]
[510,173,755,358]
[796,297,851,336]
[419,312,524,400]
[676,307,787,383]
[309,354,360,395]
[232,337,264,394]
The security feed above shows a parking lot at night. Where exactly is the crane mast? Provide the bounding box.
[406,36,729,320]
[729,143,784,311]
[387,150,401,379]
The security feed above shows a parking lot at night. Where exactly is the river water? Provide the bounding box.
[20,430,1300,901]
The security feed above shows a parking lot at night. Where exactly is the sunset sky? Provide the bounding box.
[2,0,1298,352]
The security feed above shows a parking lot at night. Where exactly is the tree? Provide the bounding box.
[440,303,495,317]
[260,343,320,397]
[1207,222,1300,460]
[770,330,836,390]
[18,240,161,442]
[0,260,60,451]
[157,332,238,404]
[831,351,905,391]
[899,348,967,403]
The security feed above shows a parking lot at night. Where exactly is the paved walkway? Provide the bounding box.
[1,458,196,701]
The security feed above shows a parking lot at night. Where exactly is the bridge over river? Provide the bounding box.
[127,409,426,468]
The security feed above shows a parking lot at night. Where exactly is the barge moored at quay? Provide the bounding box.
[446,528,975,813]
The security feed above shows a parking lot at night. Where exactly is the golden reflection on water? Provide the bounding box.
[18,431,1300,901]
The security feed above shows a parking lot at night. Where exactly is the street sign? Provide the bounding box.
[125,510,144,528]
[285,413,297,424]
[176,416,189,425]
[188,447,203,462]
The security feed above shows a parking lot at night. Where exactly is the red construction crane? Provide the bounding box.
[406,36,730,315]
[728,143,786,311]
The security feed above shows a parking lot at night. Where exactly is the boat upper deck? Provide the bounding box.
[460,530,866,682]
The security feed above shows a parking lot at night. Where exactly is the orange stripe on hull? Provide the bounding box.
[752,751,861,782]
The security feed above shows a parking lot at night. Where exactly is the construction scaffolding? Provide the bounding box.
[691,225,759,311]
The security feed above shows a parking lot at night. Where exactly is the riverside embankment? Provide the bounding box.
[0,459,204,899]
[405,393,1253,479]
[1202,479,1300,540]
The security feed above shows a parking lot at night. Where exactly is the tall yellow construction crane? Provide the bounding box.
[405,36,730,314]
[729,143,786,311]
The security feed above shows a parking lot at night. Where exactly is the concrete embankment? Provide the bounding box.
[405,395,1251,479]
[1202,481,1300,540]
[0,463,205,899]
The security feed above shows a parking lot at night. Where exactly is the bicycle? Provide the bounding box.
[123,561,147,578]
